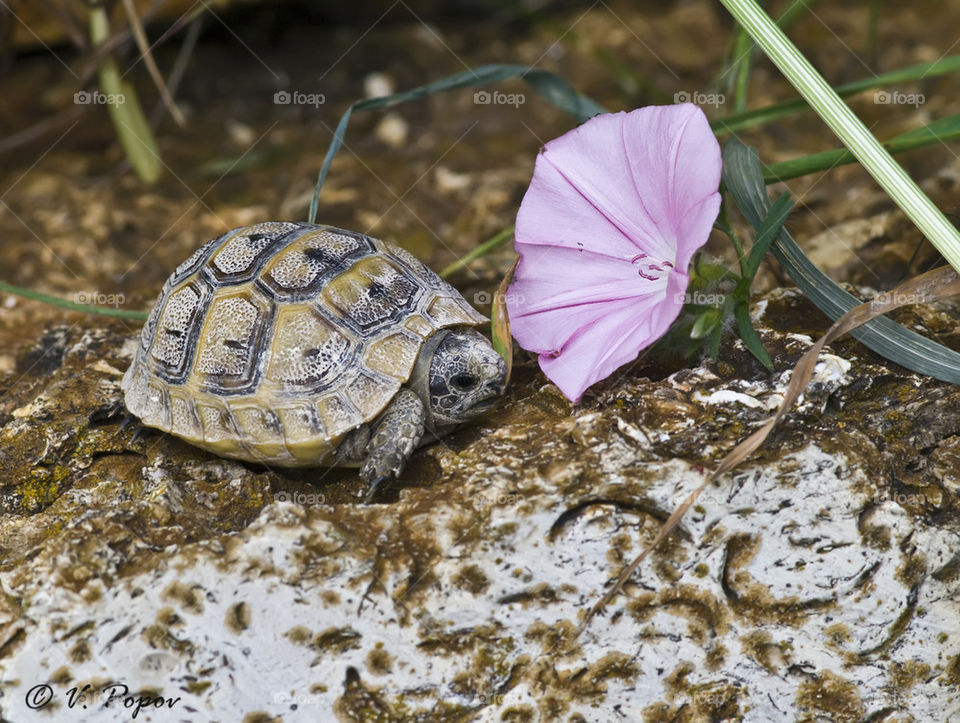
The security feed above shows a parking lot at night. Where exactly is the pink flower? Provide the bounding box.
[506,104,722,402]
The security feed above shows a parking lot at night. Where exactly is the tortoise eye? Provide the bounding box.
[450,373,477,391]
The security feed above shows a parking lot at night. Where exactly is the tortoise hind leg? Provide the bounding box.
[360,389,425,500]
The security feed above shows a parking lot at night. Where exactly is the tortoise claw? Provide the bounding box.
[128,424,148,446]
[364,474,393,503]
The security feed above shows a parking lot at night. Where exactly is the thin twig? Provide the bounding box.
[119,0,185,127]
[0,106,83,156]
[149,13,203,130]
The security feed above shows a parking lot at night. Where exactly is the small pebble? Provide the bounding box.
[363,72,395,99]
[375,113,409,148]
[226,119,257,147]
[435,166,472,193]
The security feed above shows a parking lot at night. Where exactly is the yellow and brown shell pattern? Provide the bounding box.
[122,222,486,467]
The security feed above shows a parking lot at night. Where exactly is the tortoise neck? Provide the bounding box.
[407,329,452,434]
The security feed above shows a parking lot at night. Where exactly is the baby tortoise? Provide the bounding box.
[122,222,507,497]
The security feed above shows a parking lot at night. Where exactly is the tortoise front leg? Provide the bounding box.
[360,389,425,501]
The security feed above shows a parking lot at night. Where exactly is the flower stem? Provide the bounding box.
[718,0,960,274]
[714,202,747,276]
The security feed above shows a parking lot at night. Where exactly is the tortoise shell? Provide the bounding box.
[122,222,486,466]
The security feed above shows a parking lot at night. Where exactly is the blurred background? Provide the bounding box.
[2,0,960,361]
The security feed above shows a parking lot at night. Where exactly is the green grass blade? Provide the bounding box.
[763,112,960,182]
[723,137,960,384]
[713,55,960,135]
[720,0,960,276]
[440,226,515,279]
[89,7,162,184]
[730,25,754,113]
[308,106,354,225]
[0,281,149,320]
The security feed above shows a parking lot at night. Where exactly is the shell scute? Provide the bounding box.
[142,380,171,428]
[260,227,371,299]
[206,221,299,283]
[316,393,365,441]
[169,393,202,439]
[148,280,210,382]
[361,329,422,382]
[196,401,240,447]
[171,234,224,285]
[346,370,400,421]
[320,256,420,333]
[426,295,486,327]
[193,289,272,394]
[275,403,326,442]
[264,305,357,393]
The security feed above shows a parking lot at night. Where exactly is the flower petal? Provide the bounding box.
[505,104,722,402]
[537,270,689,402]
[619,104,722,268]
[515,104,721,267]
[506,244,668,336]
[514,139,645,262]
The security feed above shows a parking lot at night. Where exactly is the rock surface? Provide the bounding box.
[2,290,960,721]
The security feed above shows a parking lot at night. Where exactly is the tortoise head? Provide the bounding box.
[424,329,507,426]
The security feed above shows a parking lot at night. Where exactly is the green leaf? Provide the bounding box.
[734,301,773,369]
[690,308,721,340]
[308,64,606,224]
[742,192,793,283]
[723,137,960,384]
[707,323,723,360]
